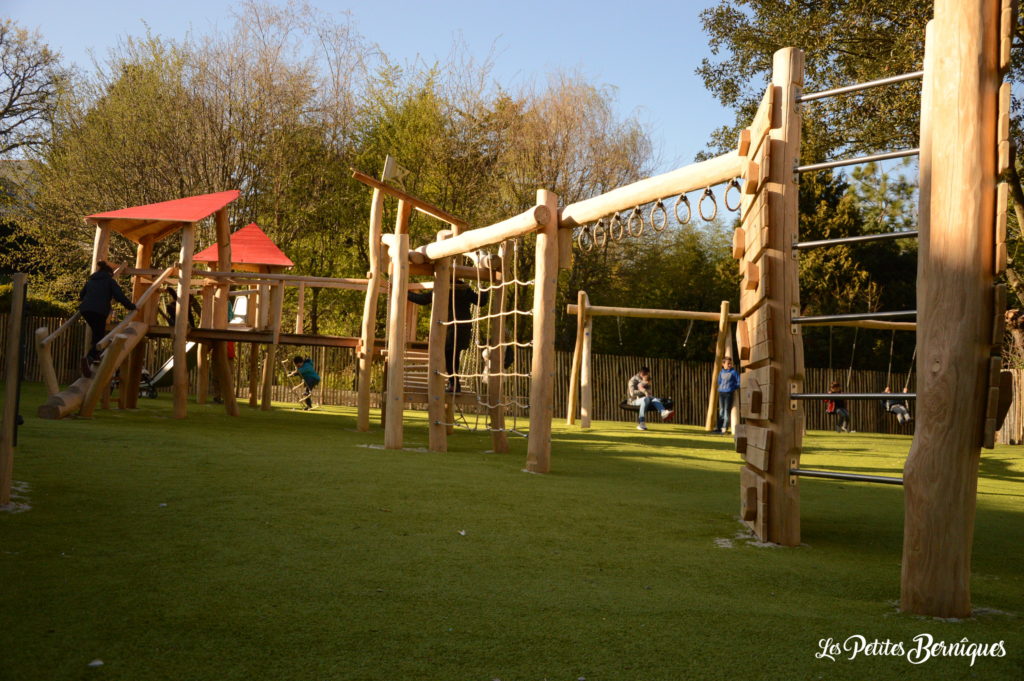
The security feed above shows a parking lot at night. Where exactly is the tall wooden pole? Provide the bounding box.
[566,290,587,425]
[525,189,559,473]
[212,207,238,416]
[0,274,27,505]
[384,230,410,450]
[580,295,593,429]
[356,173,389,431]
[488,247,510,453]
[901,0,1000,618]
[705,300,731,431]
[427,233,452,452]
[172,225,195,419]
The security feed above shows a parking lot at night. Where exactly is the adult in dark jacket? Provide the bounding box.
[407,281,488,392]
[79,261,135,373]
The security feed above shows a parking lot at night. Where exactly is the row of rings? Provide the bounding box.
[575,180,743,252]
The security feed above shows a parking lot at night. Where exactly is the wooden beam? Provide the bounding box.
[901,2,1000,618]
[414,206,550,262]
[351,168,469,228]
[34,327,60,396]
[566,303,743,323]
[356,179,387,431]
[559,152,745,229]
[123,237,154,410]
[580,297,594,429]
[488,243,511,453]
[525,189,559,473]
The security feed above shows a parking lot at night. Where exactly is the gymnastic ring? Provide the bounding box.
[724,178,742,212]
[608,213,626,241]
[577,224,594,253]
[627,206,645,237]
[651,200,669,232]
[699,187,718,221]
[593,219,609,248]
[673,194,691,225]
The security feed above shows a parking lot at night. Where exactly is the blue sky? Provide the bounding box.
[6,0,737,172]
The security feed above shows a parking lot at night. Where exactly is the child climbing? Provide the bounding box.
[627,366,673,431]
[883,386,913,425]
[407,280,488,392]
[78,260,135,377]
[825,382,851,433]
[289,355,320,410]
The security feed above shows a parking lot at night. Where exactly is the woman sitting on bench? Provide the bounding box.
[627,366,674,431]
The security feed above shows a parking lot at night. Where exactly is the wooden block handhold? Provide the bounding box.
[996,242,1008,275]
[742,483,758,521]
[741,424,772,472]
[993,284,1007,346]
[737,128,751,157]
[749,85,776,159]
[983,418,997,450]
[999,140,1011,175]
[744,261,760,290]
[1000,1,1017,71]
[740,465,767,538]
[748,389,763,414]
[736,318,750,362]
[740,255,769,318]
[741,364,773,420]
[998,82,1012,142]
[734,424,748,453]
[989,356,1003,388]
[986,385,1001,420]
[743,161,760,195]
[732,228,746,260]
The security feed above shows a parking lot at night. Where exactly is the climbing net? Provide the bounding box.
[435,237,535,436]
[575,178,743,252]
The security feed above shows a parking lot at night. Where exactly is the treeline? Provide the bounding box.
[2,1,1022,371]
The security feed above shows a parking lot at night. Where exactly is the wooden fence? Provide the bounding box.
[2,313,1021,444]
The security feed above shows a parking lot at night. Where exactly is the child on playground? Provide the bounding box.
[825,382,852,433]
[627,366,673,431]
[883,386,913,425]
[713,357,740,434]
[78,260,135,377]
[289,355,320,410]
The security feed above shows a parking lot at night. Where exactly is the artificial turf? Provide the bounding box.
[1,382,1021,681]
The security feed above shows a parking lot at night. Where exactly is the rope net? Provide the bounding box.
[435,237,535,436]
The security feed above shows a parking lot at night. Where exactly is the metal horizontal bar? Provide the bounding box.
[797,71,924,103]
[790,468,904,485]
[794,230,919,250]
[797,148,919,174]
[793,310,916,324]
[790,392,916,400]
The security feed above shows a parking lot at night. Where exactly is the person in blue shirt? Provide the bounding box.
[714,357,740,434]
[289,356,320,410]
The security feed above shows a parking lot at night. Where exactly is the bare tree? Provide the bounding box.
[0,19,66,156]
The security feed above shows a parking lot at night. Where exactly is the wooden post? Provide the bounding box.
[172,225,195,419]
[124,236,154,409]
[79,334,127,419]
[566,290,587,425]
[901,0,1000,618]
[525,189,559,473]
[295,282,306,334]
[248,344,260,407]
[705,301,731,431]
[384,230,411,450]
[356,165,390,432]
[196,284,214,404]
[90,224,110,273]
[212,206,238,416]
[488,247,510,453]
[1,274,27,505]
[260,283,285,411]
[580,303,594,429]
[427,234,452,452]
[35,327,60,396]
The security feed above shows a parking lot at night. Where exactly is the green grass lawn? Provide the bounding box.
[1,382,1021,681]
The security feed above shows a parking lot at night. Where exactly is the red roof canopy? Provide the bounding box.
[194,223,294,269]
[86,190,241,224]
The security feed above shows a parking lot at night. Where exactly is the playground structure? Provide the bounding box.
[4,0,1010,619]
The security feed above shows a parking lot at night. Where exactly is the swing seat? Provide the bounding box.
[619,397,674,413]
